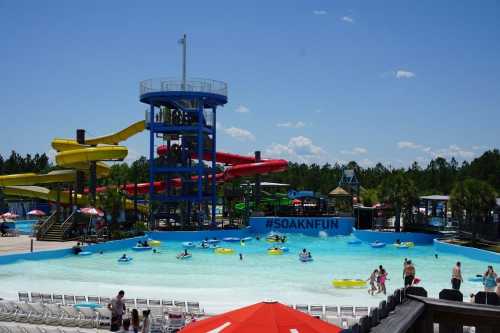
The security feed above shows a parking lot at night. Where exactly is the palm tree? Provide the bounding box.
[97,187,125,235]
[449,178,497,243]
[378,171,418,232]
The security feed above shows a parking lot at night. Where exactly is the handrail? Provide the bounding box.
[60,211,76,237]
[36,211,58,239]
[140,78,228,97]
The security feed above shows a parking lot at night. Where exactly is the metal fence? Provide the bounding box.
[140,78,228,97]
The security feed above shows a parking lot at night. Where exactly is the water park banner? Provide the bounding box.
[249,216,354,236]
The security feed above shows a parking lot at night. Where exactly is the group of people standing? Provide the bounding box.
[367,265,388,295]
[451,262,500,295]
[108,290,151,333]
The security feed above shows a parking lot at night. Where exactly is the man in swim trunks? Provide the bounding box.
[451,261,463,290]
[403,260,415,287]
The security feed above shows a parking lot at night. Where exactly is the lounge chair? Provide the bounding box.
[78,307,98,328]
[324,305,339,321]
[87,296,99,303]
[186,301,204,317]
[63,295,75,305]
[148,299,161,306]
[28,302,47,324]
[309,305,324,319]
[30,293,42,303]
[52,294,64,305]
[173,300,187,312]
[355,306,369,318]
[59,306,80,326]
[162,300,174,307]
[95,307,112,328]
[17,292,29,303]
[295,304,309,313]
[43,303,63,325]
[340,305,354,318]
[41,294,53,304]
[74,296,86,304]
[99,297,111,305]
[16,302,32,323]
[136,298,148,308]
[123,298,135,308]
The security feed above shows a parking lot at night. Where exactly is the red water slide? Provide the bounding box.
[93,148,287,195]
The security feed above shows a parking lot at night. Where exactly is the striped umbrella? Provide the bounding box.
[27,209,46,217]
[80,207,104,217]
[1,212,19,219]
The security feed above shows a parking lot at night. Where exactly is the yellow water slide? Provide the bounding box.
[0,120,147,212]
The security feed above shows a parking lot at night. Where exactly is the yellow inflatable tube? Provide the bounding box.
[149,240,161,247]
[214,247,235,255]
[267,249,283,255]
[332,279,367,288]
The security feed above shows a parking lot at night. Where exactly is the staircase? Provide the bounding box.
[37,211,77,241]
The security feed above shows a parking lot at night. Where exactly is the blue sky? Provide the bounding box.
[1,0,499,168]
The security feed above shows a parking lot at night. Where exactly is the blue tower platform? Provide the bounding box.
[139,78,227,229]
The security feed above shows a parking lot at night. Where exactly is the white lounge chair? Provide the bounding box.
[95,307,112,328]
[30,293,42,303]
[52,295,64,305]
[17,292,29,303]
[28,302,47,324]
[87,296,99,303]
[63,296,75,306]
[148,299,161,307]
[186,302,203,317]
[340,305,354,318]
[74,296,86,304]
[355,306,369,318]
[309,305,324,319]
[295,304,309,313]
[99,297,111,305]
[136,298,148,308]
[324,305,339,321]
[77,307,98,328]
[41,294,53,304]
[43,303,63,326]
[173,300,186,312]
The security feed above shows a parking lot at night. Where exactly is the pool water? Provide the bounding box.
[14,220,37,234]
[0,234,492,313]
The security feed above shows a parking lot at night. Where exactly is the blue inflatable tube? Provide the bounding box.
[370,242,386,248]
[118,257,133,263]
[182,242,195,248]
[78,251,92,256]
[347,239,362,245]
[299,256,314,262]
[132,246,152,251]
[468,276,483,282]
[223,237,241,242]
[177,254,192,260]
[206,239,220,244]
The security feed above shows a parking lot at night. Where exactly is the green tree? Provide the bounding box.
[97,187,125,234]
[449,178,497,243]
[378,172,418,232]
[360,188,378,207]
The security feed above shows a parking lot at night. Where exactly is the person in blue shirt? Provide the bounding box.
[483,265,497,292]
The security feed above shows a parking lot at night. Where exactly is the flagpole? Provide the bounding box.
[181,34,187,90]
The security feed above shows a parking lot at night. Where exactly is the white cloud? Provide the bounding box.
[235,105,250,113]
[315,109,322,113]
[265,136,327,164]
[313,10,327,15]
[341,16,354,23]
[341,147,368,155]
[276,121,306,128]
[224,127,255,141]
[397,141,423,149]
[398,141,477,161]
[396,70,415,79]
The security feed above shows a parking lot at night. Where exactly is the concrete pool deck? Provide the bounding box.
[0,235,78,255]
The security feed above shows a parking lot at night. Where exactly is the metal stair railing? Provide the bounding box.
[36,211,59,240]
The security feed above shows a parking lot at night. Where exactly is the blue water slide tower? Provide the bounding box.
[139,70,227,228]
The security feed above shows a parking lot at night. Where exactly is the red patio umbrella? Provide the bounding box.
[80,207,104,217]
[27,209,46,217]
[1,212,19,219]
[292,199,302,206]
[179,301,342,333]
